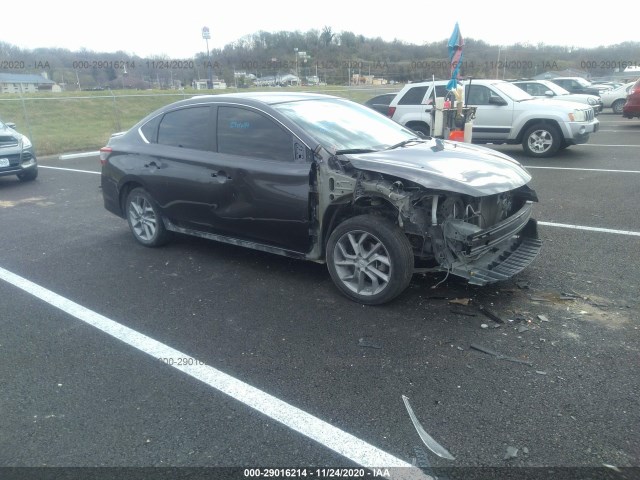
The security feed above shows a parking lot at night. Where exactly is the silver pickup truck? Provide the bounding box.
[387,79,599,157]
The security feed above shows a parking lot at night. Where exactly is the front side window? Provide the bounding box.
[466,85,492,105]
[217,106,293,161]
[157,106,211,150]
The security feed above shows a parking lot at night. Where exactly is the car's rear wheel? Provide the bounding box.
[522,123,561,157]
[612,99,625,114]
[125,188,171,247]
[326,215,414,305]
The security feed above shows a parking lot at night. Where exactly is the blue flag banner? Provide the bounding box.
[446,22,464,90]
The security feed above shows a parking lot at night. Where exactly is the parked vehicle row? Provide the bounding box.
[511,79,603,114]
[385,78,599,158]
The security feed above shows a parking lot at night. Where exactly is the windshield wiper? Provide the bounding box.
[334,148,378,155]
[386,138,427,150]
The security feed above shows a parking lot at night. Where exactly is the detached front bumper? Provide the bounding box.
[442,202,542,285]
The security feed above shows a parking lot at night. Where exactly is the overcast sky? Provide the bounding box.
[2,1,635,59]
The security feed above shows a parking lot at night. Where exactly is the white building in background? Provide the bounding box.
[0,73,57,94]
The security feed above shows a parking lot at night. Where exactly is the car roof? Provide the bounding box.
[189,91,341,105]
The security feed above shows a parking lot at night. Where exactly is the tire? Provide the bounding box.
[612,99,625,114]
[125,188,171,247]
[326,215,414,305]
[522,123,561,158]
[17,167,38,182]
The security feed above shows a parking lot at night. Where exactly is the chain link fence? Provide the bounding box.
[0,86,397,157]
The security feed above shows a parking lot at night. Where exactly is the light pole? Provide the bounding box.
[294,48,299,85]
[202,26,212,89]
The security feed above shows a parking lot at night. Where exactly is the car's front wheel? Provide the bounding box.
[125,188,171,247]
[326,215,414,305]
[522,123,561,157]
[17,167,38,182]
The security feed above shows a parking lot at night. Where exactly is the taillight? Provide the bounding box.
[99,147,112,166]
[387,106,396,117]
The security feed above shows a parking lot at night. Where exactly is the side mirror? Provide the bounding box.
[6,122,16,129]
[544,90,554,97]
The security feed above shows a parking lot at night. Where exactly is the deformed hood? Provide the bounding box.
[343,139,532,196]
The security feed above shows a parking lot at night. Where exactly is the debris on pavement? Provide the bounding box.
[478,305,505,324]
[449,298,471,306]
[402,395,456,460]
[537,314,550,322]
[517,326,530,333]
[470,343,533,366]
[450,308,477,316]
[516,281,530,289]
[504,446,519,460]
[480,323,489,329]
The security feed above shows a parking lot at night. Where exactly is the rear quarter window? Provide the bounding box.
[399,86,428,105]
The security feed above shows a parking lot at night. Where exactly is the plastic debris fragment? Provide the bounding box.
[402,395,455,460]
[479,305,505,324]
[470,343,533,366]
[449,298,471,306]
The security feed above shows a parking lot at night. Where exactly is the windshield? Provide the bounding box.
[273,98,418,152]
[574,78,591,87]
[493,82,533,101]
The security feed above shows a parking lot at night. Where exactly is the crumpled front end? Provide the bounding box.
[317,149,542,286]
[418,186,542,285]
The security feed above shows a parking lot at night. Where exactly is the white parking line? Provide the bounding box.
[539,222,640,237]
[526,166,640,174]
[580,144,640,147]
[40,166,100,175]
[0,266,429,479]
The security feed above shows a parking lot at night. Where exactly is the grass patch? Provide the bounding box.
[0,86,398,156]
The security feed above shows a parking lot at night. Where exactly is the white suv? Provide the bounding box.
[387,79,600,157]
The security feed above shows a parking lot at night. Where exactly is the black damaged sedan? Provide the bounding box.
[100,92,541,304]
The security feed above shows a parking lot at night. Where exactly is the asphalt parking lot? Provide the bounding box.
[1,113,639,480]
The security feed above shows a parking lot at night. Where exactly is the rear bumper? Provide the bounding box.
[443,203,542,285]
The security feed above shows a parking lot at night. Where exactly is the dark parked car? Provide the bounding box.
[0,119,38,182]
[548,77,606,97]
[100,93,542,304]
[622,79,640,119]
[364,92,399,115]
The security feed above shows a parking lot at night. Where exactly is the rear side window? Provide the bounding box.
[157,106,212,151]
[217,106,293,161]
[139,115,161,143]
[399,86,428,105]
